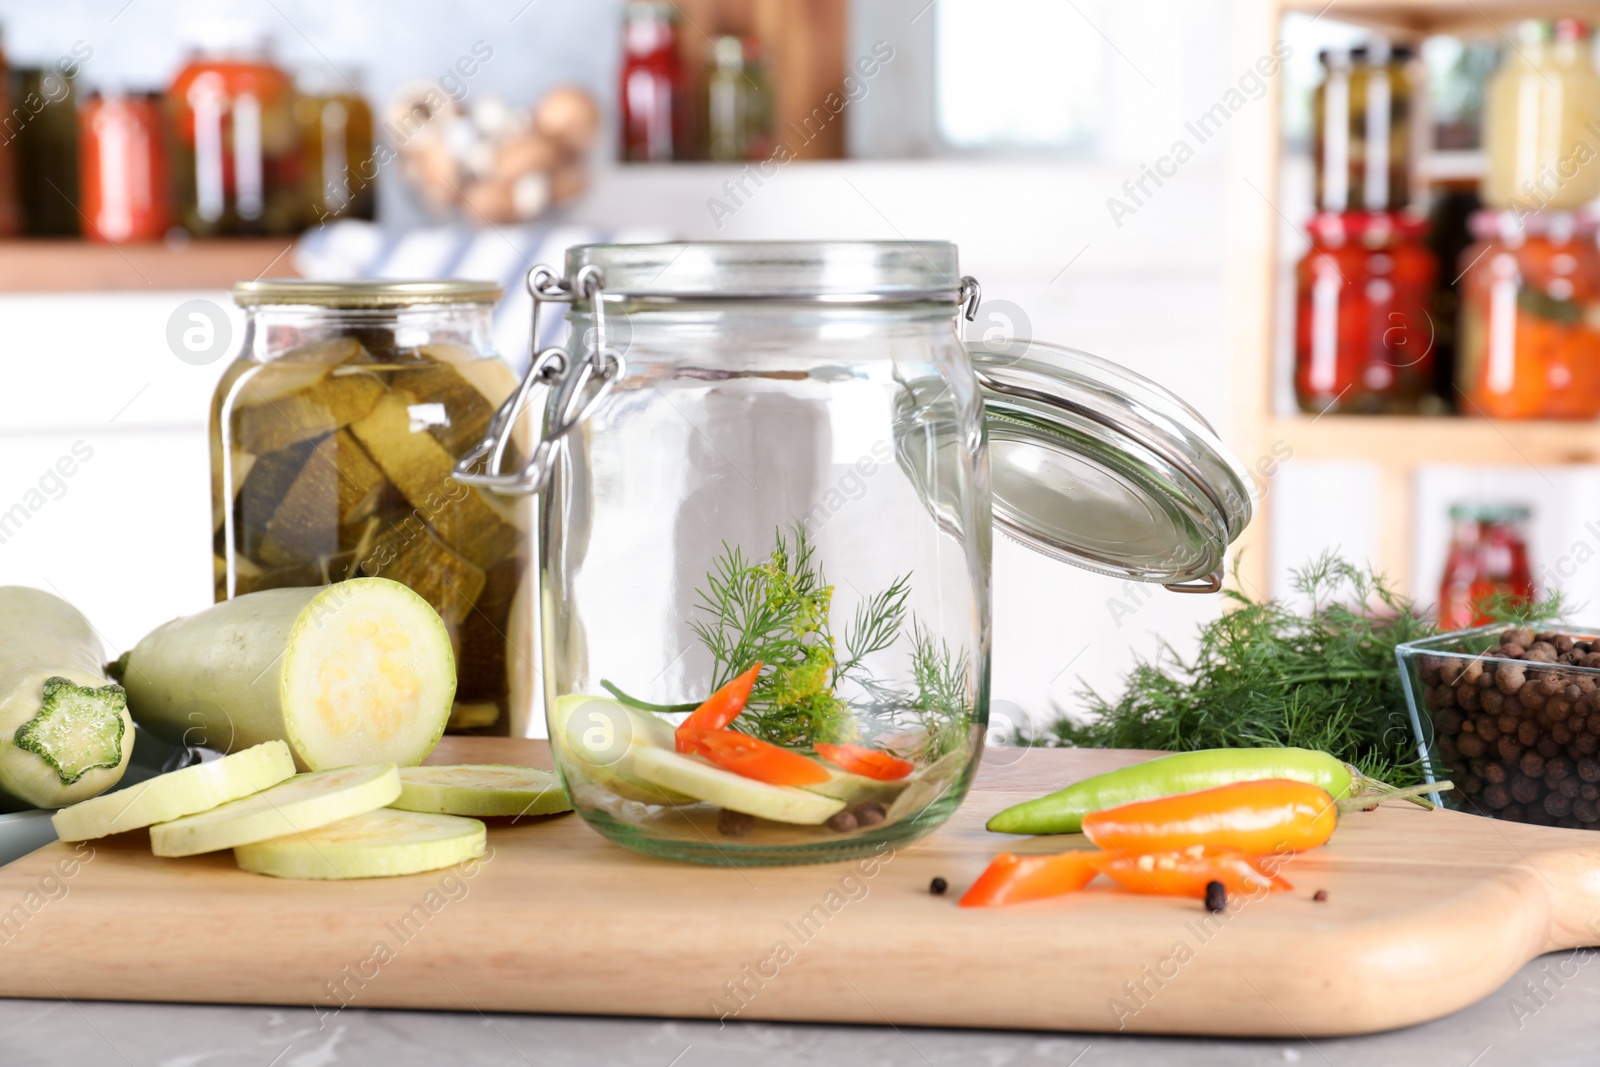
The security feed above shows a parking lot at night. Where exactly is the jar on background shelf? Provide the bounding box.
[1314,44,1415,213]
[293,65,375,226]
[210,280,533,736]
[0,31,23,237]
[707,36,774,163]
[1293,211,1440,414]
[1483,19,1600,212]
[1438,503,1535,630]
[619,1,683,162]
[453,241,1252,865]
[167,30,301,235]
[1457,210,1600,420]
[79,89,171,243]
[13,66,80,237]
[1425,178,1483,411]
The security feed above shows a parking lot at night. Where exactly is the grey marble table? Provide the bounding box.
[1,948,1595,1066]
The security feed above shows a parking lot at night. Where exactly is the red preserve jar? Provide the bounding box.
[619,2,683,162]
[167,35,301,235]
[79,90,171,243]
[1438,503,1535,630]
[1294,211,1439,414]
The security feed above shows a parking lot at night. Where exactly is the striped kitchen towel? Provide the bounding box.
[293,219,668,371]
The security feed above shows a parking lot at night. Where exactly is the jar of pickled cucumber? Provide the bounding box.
[211,280,532,735]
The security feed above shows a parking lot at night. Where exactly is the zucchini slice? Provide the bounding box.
[629,747,846,825]
[150,764,400,857]
[393,764,571,817]
[53,741,296,841]
[234,808,485,879]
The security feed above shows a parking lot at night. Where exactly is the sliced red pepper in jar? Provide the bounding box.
[1081,778,1338,856]
[814,742,914,781]
[958,851,1101,908]
[1092,845,1293,898]
[676,662,762,745]
[676,726,831,787]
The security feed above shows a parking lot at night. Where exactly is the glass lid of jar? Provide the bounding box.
[968,337,1254,592]
[461,243,1254,590]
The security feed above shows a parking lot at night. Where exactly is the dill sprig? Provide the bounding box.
[1022,553,1565,786]
[603,522,973,752]
[908,621,972,761]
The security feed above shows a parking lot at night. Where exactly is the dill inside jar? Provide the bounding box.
[211,280,532,736]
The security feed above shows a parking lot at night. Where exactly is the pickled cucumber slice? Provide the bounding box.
[234,558,324,596]
[211,446,256,532]
[349,393,519,569]
[630,747,847,825]
[235,437,321,563]
[322,516,382,583]
[53,741,296,841]
[150,763,401,857]
[258,431,386,566]
[391,362,496,456]
[445,701,501,731]
[234,808,485,879]
[393,764,571,817]
[361,523,486,626]
[235,370,386,455]
[456,558,522,703]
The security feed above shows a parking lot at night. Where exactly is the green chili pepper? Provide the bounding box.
[986,747,1423,835]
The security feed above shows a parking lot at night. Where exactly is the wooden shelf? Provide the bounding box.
[1270,416,1600,466]
[0,239,299,293]
[1225,0,1600,596]
[1286,0,1600,36]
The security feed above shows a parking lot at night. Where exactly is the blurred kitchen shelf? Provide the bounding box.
[1272,416,1600,466]
[1228,0,1600,597]
[1282,0,1600,36]
[0,239,298,293]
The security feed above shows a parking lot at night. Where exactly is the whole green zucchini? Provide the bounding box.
[0,587,133,809]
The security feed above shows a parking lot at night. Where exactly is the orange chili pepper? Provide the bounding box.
[676,662,762,744]
[1081,778,1337,857]
[958,851,1101,908]
[676,726,830,787]
[1093,845,1293,898]
[814,742,914,781]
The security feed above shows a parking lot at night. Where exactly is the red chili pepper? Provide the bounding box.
[676,662,762,745]
[814,742,914,781]
[676,726,830,787]
[1093,845,1293,898]
[958,851,1100,908]
[1081,778,1338,857]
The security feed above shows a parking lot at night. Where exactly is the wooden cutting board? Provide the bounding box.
[3,738,1598,1037]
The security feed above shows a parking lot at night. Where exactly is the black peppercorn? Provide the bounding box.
[929,876,948,895]
[1204,880,1226,913]
[1312,889,1328,902]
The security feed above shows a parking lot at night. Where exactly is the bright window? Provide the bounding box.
[935,0,1105,149]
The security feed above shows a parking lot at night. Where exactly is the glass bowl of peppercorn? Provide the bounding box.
[1396,624,1600,829]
